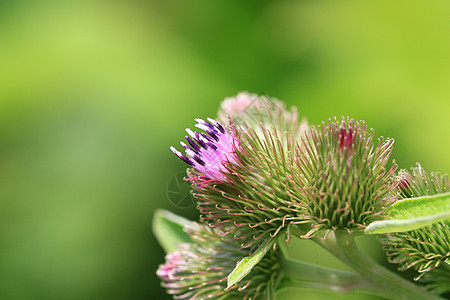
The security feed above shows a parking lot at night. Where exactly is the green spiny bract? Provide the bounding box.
[296,116,397,237]
[188,123,306,248]
[157,222,282,300]
[379,164,450,284]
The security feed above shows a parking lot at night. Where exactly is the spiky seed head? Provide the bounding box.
[188,123,306,248]
[157,223,282,300]
[217,91,307,138]
[379,164,450,282]
[296,116,397,237]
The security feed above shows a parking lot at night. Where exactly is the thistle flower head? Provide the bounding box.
[188,123,306,248]
[218,92,307,138]
[297,116,397,237]
[157,223,282,299]
[170,118,238,181]
[379,164,450,281]
[182,94,309,246]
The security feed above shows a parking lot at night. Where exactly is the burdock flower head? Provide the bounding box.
[190,124,305,247]
[297,116,397,237]
[170,118,239,182]
[157,223,282,299]
[380,164,450,283]
[171,94,307,247]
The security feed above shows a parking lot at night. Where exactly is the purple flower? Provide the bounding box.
[170,118,238,181]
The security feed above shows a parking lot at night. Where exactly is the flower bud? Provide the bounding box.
[379,164,450,283]
[218,92,307,138]
[157,223,282,299]
[296,116,397,237]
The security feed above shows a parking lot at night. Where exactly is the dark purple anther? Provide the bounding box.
[195,133,208,148]
[216,123,225,133]
[170,146,194,166]
[201,133,215,143]
[186,136,200,152]
[193,156,206,166]
[207,142,218,151]
[208,131,219,142]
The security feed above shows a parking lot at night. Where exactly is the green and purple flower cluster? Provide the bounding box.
[157,92,449,300]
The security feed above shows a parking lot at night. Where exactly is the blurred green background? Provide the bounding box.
[1,1,449,299]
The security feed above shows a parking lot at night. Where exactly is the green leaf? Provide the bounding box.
[226,238,276,289]
[152,209,193,253]
[365,192,450,234]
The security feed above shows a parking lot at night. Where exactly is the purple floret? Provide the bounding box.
[170,118,238,181]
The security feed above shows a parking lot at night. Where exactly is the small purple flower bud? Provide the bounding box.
[157,223,282,299]
[218,92,307,138]
[170,119,239,181]
[380,164,450,284]
[156,251,182,281]
[218,92,258,122]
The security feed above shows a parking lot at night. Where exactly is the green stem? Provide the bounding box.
[312,230,444,300]
[280,255,371,294]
